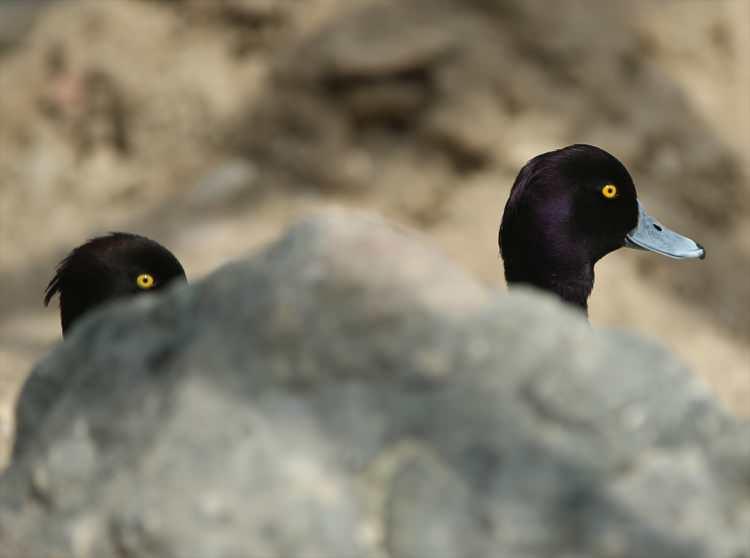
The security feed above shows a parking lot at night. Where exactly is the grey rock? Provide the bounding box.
[1,209,748,558]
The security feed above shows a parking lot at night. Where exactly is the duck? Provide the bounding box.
[44,232,187,336]
[499,144,704,313]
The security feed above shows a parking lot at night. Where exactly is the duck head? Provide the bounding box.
[45,233,187,336]
[499,144,704,312]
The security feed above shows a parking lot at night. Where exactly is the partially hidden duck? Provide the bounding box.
[45,232,187,336]
[499,144,704,313]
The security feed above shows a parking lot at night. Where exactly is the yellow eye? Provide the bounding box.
[601,184,618,199]
[136,273,155,289]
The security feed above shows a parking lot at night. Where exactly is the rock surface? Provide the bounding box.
[2,210,748,558]
[3,0,750,468]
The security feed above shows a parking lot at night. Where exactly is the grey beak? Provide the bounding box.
[624,202,705,260]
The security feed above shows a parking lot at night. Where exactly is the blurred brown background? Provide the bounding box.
[1,0,749,465]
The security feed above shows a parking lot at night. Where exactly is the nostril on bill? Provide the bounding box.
[652,223,663,232]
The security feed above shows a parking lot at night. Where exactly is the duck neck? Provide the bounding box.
[505,259,594,314]
[544,270,594,314]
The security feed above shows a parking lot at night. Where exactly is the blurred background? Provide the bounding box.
[1,0,749,464]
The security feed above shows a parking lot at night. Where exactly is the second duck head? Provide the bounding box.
[45,232,187,336]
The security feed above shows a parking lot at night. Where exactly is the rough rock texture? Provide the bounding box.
[2,210,749,558]
[3,0,750,468]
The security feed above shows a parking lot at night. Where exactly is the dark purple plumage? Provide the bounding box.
[45,233,186,335]
[500,145,641,312]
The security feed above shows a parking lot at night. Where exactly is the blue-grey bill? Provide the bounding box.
[624,202,705,260]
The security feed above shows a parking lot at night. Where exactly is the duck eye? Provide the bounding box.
[601,184,618,199]
[136,273,155,289]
